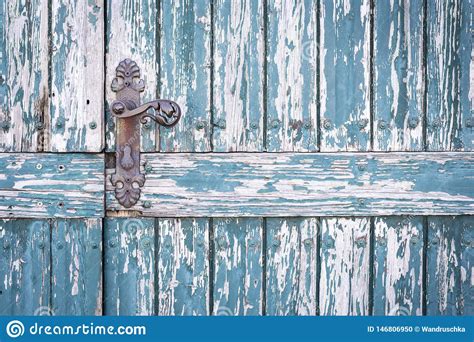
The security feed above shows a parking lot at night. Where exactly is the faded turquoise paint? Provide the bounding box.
[0,0,48,152]
[52,219,102,315]
[373,217,423,315]
[319,218,370,315]
[50,0,104,152]
[213,218,263,315]
[266,218,317,315]
[427,0,473,151]
[0,220,50,315]
[320,0,370,152]
[213,0,264,152]
[104,0,158,152]
[121,153,474,217]
[104,218,156,315]
[158,218,209,315]
[266,0,317,152]
[160,0,211,152]
[427,216,473,315]
[374,0,424,151]
[0,154,104,218]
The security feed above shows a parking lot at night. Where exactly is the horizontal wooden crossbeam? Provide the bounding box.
[106,152,474,217]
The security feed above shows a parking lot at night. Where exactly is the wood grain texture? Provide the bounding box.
[373,216,424,315]
[213,218,263,315]
[158,218,209,315]
[427,216,473,315]
[51,219,102,315]
[159,0,211,152]
[50,0,104,152]
[320,218,370,315]
[266,218,317,315]
[213,0,264,152]
[104,218,156,315]
[106,152,474,216]
[0,0,49,152]
[266,0,317,152]
[0,153,104,218]
[374,0,424,151]
[0,220,50,315]
[105,0,158,152]
[426,0,473,151]
[320,0,371,151]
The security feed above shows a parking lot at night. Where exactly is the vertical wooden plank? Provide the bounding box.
[213,0,264,152]
[426,0,473,151]
[0,0,48,152]
[266,0,318,152]
[104,218,156,315]
[160,0,211,152]
[266,218,317,315]
[0,220,50,315]
[320,218,370,315]
[373,0,424,151]
[158,218,209,315]
[427,216,473,315]
[320,0,371,152]
[106,0,158,152]
[213,218,262,315]
[373,217,423,315]
[50,0,104,152]
[51,219,102,315]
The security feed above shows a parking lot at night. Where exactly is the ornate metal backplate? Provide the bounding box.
[110,58,181,208]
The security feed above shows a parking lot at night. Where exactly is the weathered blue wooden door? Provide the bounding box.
[1,0,473,317]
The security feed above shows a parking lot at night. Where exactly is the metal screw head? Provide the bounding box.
[357,198,366,206]
[1,121,10,130]
[378,120,387,130]
[323,119,332,130]
[358,119,368,129]
[303,122,311,129]
[272,239,281,247]
[38,242,45,249]
[55,120,63,128]
[358,164,366,171]
[36,163,43,170]
[35,122,44,130]
[303,238,313,247]
[408,117,419,129]
[410,236,419,245]
[142,200,152,208]
[465,118,473,128]
[144,164,153,172]
[196,121,205,130]
[56,243,63,250]
[250,122,258,130]
[89,122,97,129]
[355,238,366,248]
[91,242,99,249]
[270,119,280,129]
[432,117,441,128]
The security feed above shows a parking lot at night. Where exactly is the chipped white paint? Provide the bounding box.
[266,218,317,315]
[106,0,158,152]
[106,152,474,216]
[267,0,318,152]
[50,0,104,151]
[213,0,264,151]
[158,218,209,315]
[0,0,49,152]
[374,0,424,151]
[374,217,423,315]
[320,218,370,315]
[1,154,104,218]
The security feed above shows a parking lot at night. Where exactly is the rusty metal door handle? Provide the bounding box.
[109,58,182,208]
